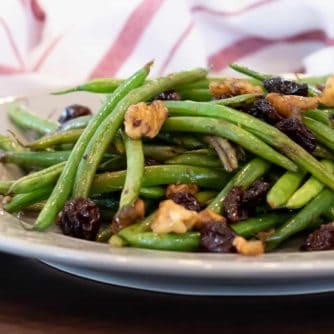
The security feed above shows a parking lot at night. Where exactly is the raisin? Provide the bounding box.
[223,187,248,223]
[276,117,317,152]
[58,104,92,123]
[156,90,181,101]
[246,97,284,125]
[263,77,308,96]
[242,180,271,208]
[200,221,236,253]
[301,223,334,251]
[171,192,201,212]
[57,198,101,240]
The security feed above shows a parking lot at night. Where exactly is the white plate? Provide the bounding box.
[1,92,334,296]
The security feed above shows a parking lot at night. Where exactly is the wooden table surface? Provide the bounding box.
[1,252,334,334]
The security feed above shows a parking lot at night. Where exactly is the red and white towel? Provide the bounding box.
[1,0,334,96]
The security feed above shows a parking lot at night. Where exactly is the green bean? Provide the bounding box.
[229,63,321,96]
[267,170,307,209]
[8,103,58,135]
[143,145,186,161]
[119,132,144,208]
[8,162,66,194]
[118,215,200,251]
[155,133,205,149]
[4,186,53,213]
[162,117,297,171]
[165,153,221,168]
[0,135,24,152]
[179,88,212,101]
[313,145,334,160]
[266,188,334,250]
[96,226,113,243]
[208,158,270,213]
[165,101,334,191]
[212,93,261,107]
[297,75,329,86]
[52,78,123,95]
[58,115,92,132]
[0,151,71,168]
[73,68,207,198]
[231,212,291,238]
[303,117,334,151]
[34,62,152,231]
[0,180,14,194]
[229,63,269,81]
[286,160,334,209]
[52,76,208,95]
[324,207,334,220]
[138,187,165,199]
[122,231,200,251]
[92,165,228,194]
[303,109,331,126]
[195,190,217,206]
[28,129,83,150]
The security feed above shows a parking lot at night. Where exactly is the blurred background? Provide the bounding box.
[1,0,334,96]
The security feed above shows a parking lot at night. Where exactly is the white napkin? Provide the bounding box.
[1,0,334,97]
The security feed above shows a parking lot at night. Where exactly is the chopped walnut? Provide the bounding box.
[151,200,199,234]
[266,93,319,118]
[209,79,262,98]
[319,76,334,107]
[166,184,198,198]
[233,236,264,256]
[197,208,226,228]
[111,198,145,234]
[124,100,168,139]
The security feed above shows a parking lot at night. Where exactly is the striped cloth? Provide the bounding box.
[1,0,334,97]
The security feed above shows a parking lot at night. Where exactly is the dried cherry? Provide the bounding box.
[200,221,236,253]
[263,77,308,96]
[301,223,334,251]
[276,117,317,152]
[58,104,92,124]
[57,197,101,240]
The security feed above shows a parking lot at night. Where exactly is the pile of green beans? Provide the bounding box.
[2,61,334,254]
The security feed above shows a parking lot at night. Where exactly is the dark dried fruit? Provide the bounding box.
[223,187,248,223]
[276,117,317,152]
[242,180,271,208]
[200,221,236,253]
[111,199,145,234]
[57,197,101,240]
[263,77,308,96]
[301,223,334,251]
[58,104,92,123]
[156,90,181,101]
[246,97,284,125]
[171,192,201,212]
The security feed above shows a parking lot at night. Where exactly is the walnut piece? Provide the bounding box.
[233,236,264,256]
[266,93,319,118]
[151,200,199,234]
[124,100,168,139]
[166,184,198,198]
[197,208,226,228]
[209,79,262,98]
[319,76,334,107]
